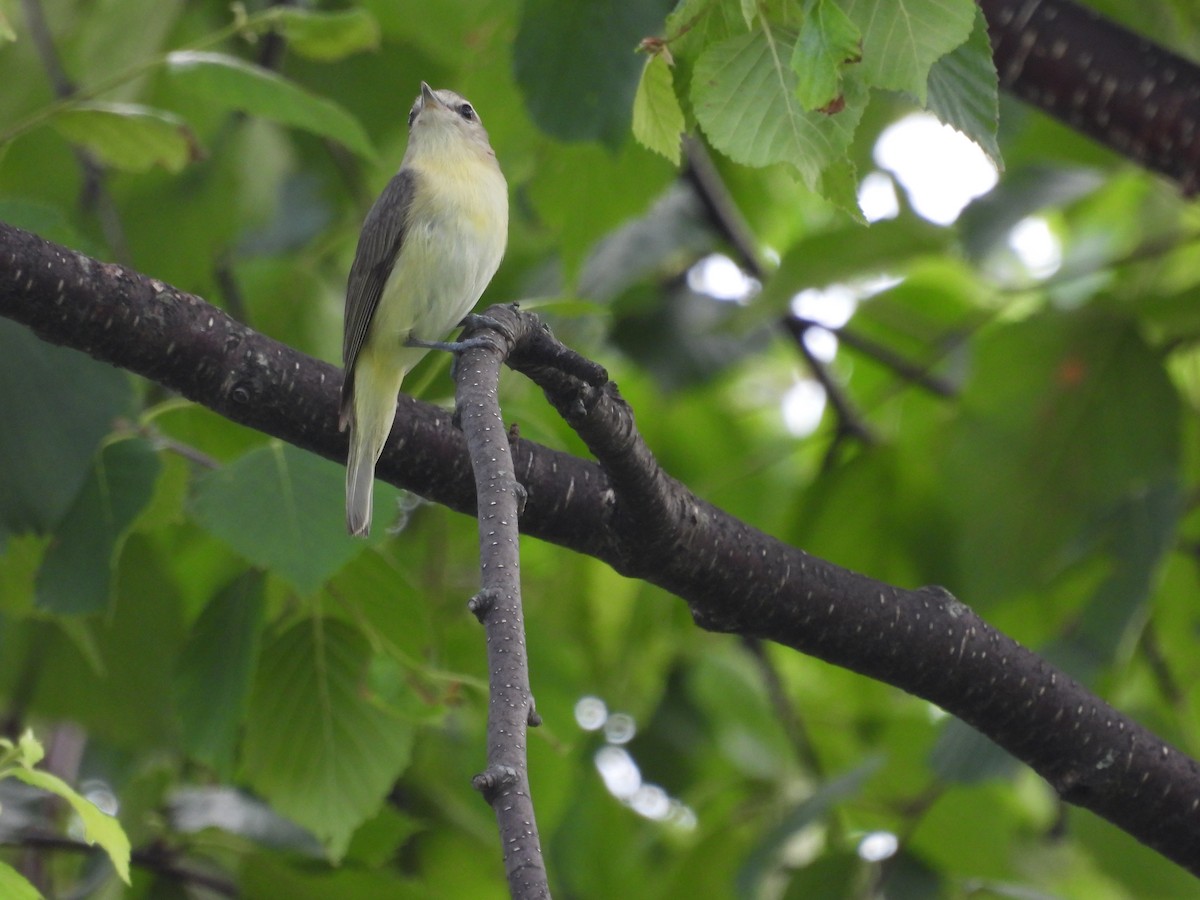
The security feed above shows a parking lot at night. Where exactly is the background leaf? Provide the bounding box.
[190,442,395,596]
[51,103,200,173]
[925,6,1002,166]
[793,0,862,111]
[0,862,40,900]
[276,8,381,62]
[0,321,133,540]
[692,28,865,215]
[241,618,415,859]
[514,0,675,147]
[632,53,685,165]
[9,767,131,883]
[165,51,376,159]
[174,571,267,776]
[35,438,161,614]
[840,0,976,102]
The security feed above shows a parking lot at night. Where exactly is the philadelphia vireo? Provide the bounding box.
[340,82,508,536]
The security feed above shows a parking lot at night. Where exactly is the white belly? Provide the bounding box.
[368,156,507,355]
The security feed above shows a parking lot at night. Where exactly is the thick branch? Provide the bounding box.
[3,223,1200,875]
[980,0,1200,193]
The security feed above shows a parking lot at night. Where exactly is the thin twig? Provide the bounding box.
[19,0,130,262]
[740,637,825,777]
[787,313,958,398]
[454,310,550,900]
[9,832,238,897]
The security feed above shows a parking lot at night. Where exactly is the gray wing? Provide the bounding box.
[340,169,418,417]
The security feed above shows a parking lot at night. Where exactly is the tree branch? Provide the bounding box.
[980,0,1200,194]
[454,311,550,899]
[3,222,1200,876]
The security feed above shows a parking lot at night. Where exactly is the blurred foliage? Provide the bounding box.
[1,0,1200,897]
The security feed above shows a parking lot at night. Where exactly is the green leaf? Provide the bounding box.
[17,729,45,768]
[740,0,759,28]
[691,28,865,216]
[165,51,376,160]
[0,534,48,617]
[514,0,674,147]
[840,0,975,103]
[760,215,951,311]
[925,6,1002,167]
[793,0,861,111]
[0,862,41,900]
[0,9,15,44]
[241,618,415,859]
[190,442,395,595]
[51,103,200,173]
[175,571,266,775]
[527,139,675,283]
[9,767,131,883]
[632,53,685,164]
[35,439,161,614]
[0,321,133,538]
[275,8,381,61]
[941,311,1181,606]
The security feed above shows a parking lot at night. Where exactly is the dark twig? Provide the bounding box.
[1139,620,1186,712]
[787,313,958,398]
[782,316,876,445]
[19,0,131,262]
[682,137,766,280]
[740,637,826,777]
[980,0,1200,194]
[454,310,550,900]
[683,138,879,444]
[10,832,238,897]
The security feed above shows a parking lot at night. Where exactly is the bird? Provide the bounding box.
[340,82,508,536]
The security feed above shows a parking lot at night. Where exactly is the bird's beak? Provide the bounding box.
[420,82,441,111]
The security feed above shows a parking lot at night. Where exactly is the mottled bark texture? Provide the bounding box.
[981,0,1200,192]
[454,313,551,900]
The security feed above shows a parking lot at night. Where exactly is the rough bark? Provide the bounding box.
[980,0,1200,193]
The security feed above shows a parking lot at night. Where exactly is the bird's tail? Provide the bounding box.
[344,360,406,536]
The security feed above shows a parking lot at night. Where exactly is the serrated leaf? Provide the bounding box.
[793,0,861,111]
[633,54,685,164]
[36,439,161,614]
[691,28,865,216]
[840,0,975,103]
[0,862,41,900]
[51,102,200,173]
[276,8,381,62]
[926,5,1002,167]
[165,51,375,159]
[191,442,392,595]
[175,572,266,775]
[241,618,414,859]
[9,767,131,883]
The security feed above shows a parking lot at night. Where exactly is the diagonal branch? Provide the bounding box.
[980,0,1200,194]
[3,222,1200,876]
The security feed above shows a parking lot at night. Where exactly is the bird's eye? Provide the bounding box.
[457,103,476,122]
